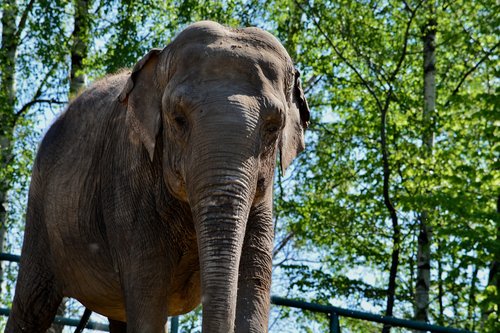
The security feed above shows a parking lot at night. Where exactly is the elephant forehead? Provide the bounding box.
[179,42,286,74]
[170,44,291,101]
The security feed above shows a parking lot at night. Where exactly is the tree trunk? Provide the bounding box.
[437,241,444,326]
[380,100,400,333]
[467,264,479,331]
[0,0,20,302]
[481,194,500,330]
[414,6,436,331]
[70,0,89,96]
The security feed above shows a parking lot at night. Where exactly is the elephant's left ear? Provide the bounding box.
[280,69,310,173]
[119,48,163,161]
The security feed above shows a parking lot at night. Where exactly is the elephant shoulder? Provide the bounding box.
[51,71,130,134]
[69,71,130,116]
[37,72,131,172]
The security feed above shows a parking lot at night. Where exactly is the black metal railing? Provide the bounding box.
[270,296,472,333]
[0,253,473,333]
[0,308,109,331]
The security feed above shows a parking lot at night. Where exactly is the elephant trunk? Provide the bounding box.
[188,144,257,332]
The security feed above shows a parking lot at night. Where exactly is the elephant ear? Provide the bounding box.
[119,48,163,161]
[280,69,310,173]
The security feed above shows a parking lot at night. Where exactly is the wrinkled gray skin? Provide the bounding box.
[6,21,309,333]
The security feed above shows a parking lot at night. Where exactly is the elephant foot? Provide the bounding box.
[108,318,127,333]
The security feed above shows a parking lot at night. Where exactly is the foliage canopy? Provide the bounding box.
[0,0,498,332]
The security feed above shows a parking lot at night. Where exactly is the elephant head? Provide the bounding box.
[119,21,309,331]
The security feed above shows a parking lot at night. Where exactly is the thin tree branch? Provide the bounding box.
[33,63,59,99]
[15,99,66,120]
[402,0,413,13]
[336,14,392,88]
[304,74,322,94]
[389,0,423,82]
[443,41,500,108]
[273,231,295,258]
[294,0,384,111]
[346,32,392,89]
[13,61,60,126]
[13,0,36,43]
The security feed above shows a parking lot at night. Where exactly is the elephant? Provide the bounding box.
[6,20,309,333]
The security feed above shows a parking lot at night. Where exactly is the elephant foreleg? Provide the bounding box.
[119,267,170,333]
[235,204,274,333]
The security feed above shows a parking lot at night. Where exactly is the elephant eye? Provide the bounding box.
[174,115,187,128]
[261,104,284,142]
[263,117,283,140]
[169,111,189,137]
[265,124,280,134]
[263,110,284,136]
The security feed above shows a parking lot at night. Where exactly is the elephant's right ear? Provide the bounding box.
[119,48,163,161]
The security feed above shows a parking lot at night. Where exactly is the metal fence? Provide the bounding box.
[0,253,473,333]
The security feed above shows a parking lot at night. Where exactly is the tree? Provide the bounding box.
[270,1,498,332]
[0,1,497,332]
[1,0,70,303]
[414,0,436,328]
[0,0,35,300]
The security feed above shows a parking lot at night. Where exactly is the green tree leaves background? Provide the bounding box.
[0,0,497,332]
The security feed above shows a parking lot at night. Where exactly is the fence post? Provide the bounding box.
[330,311,340,333]
[170,316,179,333]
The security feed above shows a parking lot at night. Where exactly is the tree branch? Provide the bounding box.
[273,231,295,258]
[444,41,500,108]
[12,60,61,126]
[304,74,322,94]
[294,0,384,111]
[389,0,423,82]
[14,0,36,43]
[402,0,413,13]
[15,99,66,121]
[381,99,401,333]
